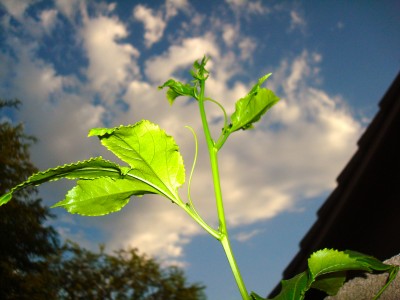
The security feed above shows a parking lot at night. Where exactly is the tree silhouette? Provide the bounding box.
[55,241,206,300]
[0,99,206,299]
[0,99,60,299]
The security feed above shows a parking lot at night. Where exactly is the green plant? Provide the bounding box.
[1,57,398,299]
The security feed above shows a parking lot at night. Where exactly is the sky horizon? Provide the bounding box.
[1,0,399,299]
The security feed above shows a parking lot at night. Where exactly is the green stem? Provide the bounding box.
[221,235,250,300]
[215,130,230,151]
[181,202,220,240]
[198,79,250,300]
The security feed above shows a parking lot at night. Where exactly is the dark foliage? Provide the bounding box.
[0,99,60,299]
[0,99,206,299]
[55,241,206,300]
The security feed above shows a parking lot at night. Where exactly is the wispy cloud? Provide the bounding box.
[0,0,362,263]
[225,0,269,15]
[133,5,166,48]
[1,0,35,19]
[54,0,80,19]
[144,35,219,83]
[133,0,190,48]
[235,229,263,242]
[81,14,140,103]
[113,46,361,259]
[289,9,307,33]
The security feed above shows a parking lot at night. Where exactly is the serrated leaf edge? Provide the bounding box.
[89,120,185,203]
[0,157,124,206]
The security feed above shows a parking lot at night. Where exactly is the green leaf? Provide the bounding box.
[0,193,12,206]
[1,121,185,216]
[89,120,185,204]
[268,249,399,299]
[267,272,309,300]
[344,250,395,272]
[310,272,346,296]
[52,177,159,216]
[250,291,266,300]
[191,56,209,81]
[308,249,369,279]
[343,250,400,299]
[0,157,125,207]
[229,74,279,133]
[308,249,399,297]
[158,79,196,104]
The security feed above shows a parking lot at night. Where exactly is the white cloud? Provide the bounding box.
[81,15,140,103]
[280,50,321,97]
[55,0,80,19]
[0,1,364,266]
[238,37,257,60]
[165,0,189,19]
[110,44,362,264]
[133,4,166,48]
[212,19,258,62]
[10,44,64,104]
[0,0,35,19]
[144,35,219,83]
[226,0,246,7]
[213,51,361,227]
[289,9,306,33]
[222,24,237,47]
[33,99,105,167]
[248,1,267,14]
[133,0,189,48]
[40,9,58,35]
[235,229,263,242]
[225,0,268,15]
[103,197,201,263]
[1,2,59,38]
[0,37,105,172]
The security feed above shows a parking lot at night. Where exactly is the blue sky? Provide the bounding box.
[0,0,399,299]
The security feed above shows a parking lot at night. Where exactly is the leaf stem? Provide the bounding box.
[181,202,221,240]
[215,130,230,151]
[198,78,250,300]
[181,125,221,240]
[204,97,228,129]
[221,235,250,300]
[185,125,200,215]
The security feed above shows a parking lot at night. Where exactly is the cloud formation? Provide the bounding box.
[81,15,140,103]
[133,5,166,48]
[0,0,362,263]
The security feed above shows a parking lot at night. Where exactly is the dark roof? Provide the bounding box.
[269,71,400,298]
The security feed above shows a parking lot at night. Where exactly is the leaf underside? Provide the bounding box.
[264,249,399,300]
[1,120,185,216]
[229,73,279,133]
[158,79,196,104]
[52,177,158,216]
[88,120,185,203]
[0,157,123,206]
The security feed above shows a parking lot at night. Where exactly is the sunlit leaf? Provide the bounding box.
[229,73,279,133]
[89,120,185,203]
[308,249,368,279]
[52,177,159,216]
[268,249,399,299]
[191,56,209,81]
[158,79,196,104]
[2,121,186,215]
[0,157,125,206]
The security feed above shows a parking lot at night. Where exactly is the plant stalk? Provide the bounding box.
[198,79,250,300]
